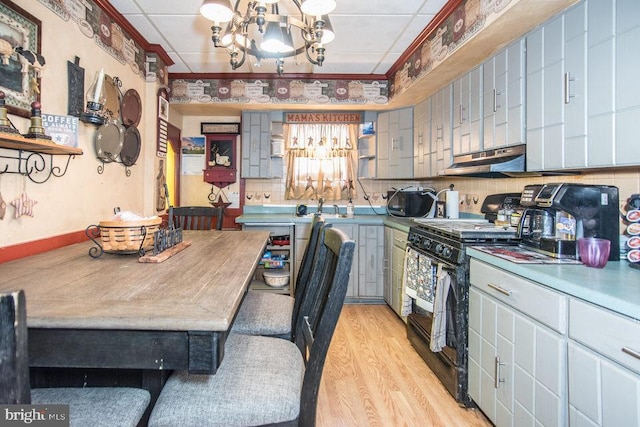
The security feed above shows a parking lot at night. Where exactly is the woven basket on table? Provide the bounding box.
[98,217,162,253]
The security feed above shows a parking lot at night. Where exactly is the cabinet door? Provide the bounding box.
[358,225,384,298]
[241,112,271,178]
[569,342,640,426]
[376,111,390,178]
[413,98,431,178]
[485,39,525,150]
[527,3,587,171]
[615,1,640,166]
[587,0,615,167]
[432,86,452,174]
[469,283,567,427]
[452,67,481,156]
[331,223,358,298]
[383,226,393,306]
[397,107,414,178]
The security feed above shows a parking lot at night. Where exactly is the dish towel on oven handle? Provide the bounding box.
[430,264,450,353]
[401,247,414,316]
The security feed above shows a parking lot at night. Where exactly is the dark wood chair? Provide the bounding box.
[148,227,355,427]
[232,214,326,339]
[0,290,150,426]
[171,206,224,230]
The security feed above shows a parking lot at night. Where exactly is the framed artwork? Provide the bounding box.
[0,0,42,118]
[436,201,446,219]
[201,122,240,134]
[158,95,169,121]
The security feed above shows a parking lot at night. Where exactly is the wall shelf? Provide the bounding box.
[0,133,83,183]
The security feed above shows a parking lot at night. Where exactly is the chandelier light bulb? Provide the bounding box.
[300,0,336,16]
[200,0,234,22]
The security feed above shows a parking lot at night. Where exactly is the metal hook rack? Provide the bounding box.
[0,134,82,183]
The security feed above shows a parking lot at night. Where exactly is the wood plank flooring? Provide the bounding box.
[317,304,491,427]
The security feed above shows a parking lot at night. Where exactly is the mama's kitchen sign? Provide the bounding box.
[284,112,363,124]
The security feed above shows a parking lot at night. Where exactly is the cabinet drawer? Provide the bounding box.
[392,228,408,248]
[570,298,640,375]
[469,259,567,333]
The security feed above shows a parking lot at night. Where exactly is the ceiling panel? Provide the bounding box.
[110,0,447,75]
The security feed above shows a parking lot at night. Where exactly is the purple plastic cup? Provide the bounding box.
[578,237,611,268]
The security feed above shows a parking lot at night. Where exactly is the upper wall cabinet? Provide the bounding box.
[452,65,483,156]
[483,39,525,151]
[413,97,431,178]
[431,85,453,175]
[526,1,587,171]
[241,111,272,178]
[527,0,640,171]
[377,107,414,179]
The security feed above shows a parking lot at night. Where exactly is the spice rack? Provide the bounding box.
[0,133,83,183]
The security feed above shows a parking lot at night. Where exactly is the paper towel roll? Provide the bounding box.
[446,191,459,218]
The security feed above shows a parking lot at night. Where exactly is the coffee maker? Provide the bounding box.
[517,183,620,260]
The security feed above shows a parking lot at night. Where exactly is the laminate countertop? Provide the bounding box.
[468,247,640,321]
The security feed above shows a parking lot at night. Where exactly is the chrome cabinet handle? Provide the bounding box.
[391,137,397,150]
[460,105,464,124]
[436,125,443,141]
[622,347,640,360]
[493,89,499,112]
[487,283,512,296]
[564,72,575,104]
[494,356,506,388]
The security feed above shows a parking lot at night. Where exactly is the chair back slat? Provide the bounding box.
[294,227,355,426]
[171,206,223,230]
[0,290,31,404]
[290,216,326,338]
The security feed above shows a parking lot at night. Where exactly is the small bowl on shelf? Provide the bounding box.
[262,270,290,288]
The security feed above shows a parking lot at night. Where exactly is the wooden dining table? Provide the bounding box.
[0,229,269,409]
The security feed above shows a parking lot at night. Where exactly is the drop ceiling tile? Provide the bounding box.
[107,0,142,14]
[420,0,450,15]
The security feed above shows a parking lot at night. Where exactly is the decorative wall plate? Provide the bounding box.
[95,118,124,162]
[121,88,142,127]
[120,124,141,166]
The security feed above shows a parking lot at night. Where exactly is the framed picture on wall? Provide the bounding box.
[158,95,169,121]
[0,0,42,117]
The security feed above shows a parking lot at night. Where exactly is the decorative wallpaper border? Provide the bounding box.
[169,79,389,106]
[388,0,517,99]
[38,0,168,84]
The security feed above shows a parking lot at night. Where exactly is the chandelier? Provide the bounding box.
[200,0,336,74]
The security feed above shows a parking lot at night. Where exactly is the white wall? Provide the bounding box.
[0,2,160,247]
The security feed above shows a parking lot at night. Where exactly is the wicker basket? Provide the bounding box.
[98,217,162,253]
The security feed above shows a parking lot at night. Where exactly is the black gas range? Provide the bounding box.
[404,217,519,407]
[409,218,519,264]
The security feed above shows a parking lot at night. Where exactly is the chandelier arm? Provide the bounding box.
[304,44,321,66]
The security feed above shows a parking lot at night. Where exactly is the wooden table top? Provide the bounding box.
[0,230,269,331]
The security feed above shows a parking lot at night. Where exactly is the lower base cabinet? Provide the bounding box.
[384,226,408,319]
[568,298,640,426]
[468,259,567,427]
[330,223,384,303]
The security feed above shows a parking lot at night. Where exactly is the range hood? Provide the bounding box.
[439,145,528,178]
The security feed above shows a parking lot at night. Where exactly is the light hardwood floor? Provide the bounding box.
[317,304,491,427]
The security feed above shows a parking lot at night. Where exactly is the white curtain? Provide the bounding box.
[285,124,358,201]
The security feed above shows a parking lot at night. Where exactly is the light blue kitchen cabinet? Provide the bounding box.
[568,298,640,426]
[383,225,408,320]
[413,97,432,178]
[357,225,384,300]
[483,39,525,150]
[431,85,453,174]
[526,2,587,171]
[241,111,272,178]
[330,223,359,299]
[615,0,640,166]
[468,259,568,427]
[377,107,413,179]
[452,65,483,156]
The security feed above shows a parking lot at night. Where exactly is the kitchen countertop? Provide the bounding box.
[467,247,640,321]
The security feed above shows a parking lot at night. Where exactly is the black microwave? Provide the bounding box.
[386,190,436,217]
